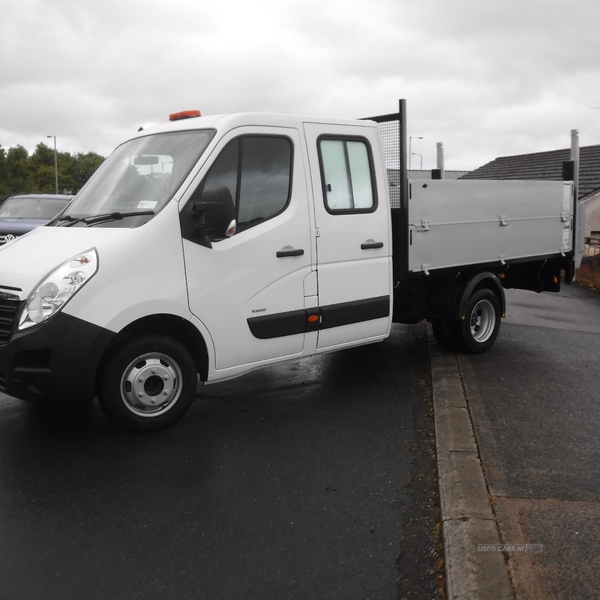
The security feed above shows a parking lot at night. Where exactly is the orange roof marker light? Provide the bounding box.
[169,110,201,122]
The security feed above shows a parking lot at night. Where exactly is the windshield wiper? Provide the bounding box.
[54,215,87,226]
[56,211,155,227]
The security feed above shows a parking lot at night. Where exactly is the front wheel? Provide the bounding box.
[99,335,197,432]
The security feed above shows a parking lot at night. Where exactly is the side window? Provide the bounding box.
[319,138,376,212]
[200,135,292,233]
[202,139,239,203]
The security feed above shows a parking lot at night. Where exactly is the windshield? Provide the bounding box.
[61,129,215,226]
[0,197,69,220]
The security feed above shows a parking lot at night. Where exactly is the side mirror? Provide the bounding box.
[191,186,236,248]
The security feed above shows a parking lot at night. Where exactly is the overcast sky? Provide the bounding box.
[2,0,600,170]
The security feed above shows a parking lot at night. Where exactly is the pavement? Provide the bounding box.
[430,282,600,600]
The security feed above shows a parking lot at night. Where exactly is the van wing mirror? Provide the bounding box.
[191,186,236,248]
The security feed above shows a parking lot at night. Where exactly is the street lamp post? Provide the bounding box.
[47,135,58,194]
[409,136,423,170]
[412,153,423,170]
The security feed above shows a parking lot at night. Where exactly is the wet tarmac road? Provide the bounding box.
[0,323,441,600]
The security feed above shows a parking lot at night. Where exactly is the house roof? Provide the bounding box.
[461,144,600,199]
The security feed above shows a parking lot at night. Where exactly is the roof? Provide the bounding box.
[461,145,600,199]
[139,112,380,139]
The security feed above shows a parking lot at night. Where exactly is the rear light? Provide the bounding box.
[169,110,201,121]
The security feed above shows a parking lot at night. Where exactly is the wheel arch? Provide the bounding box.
[95,314,209,395]
[458,272,506,321]
[428,271,506,322]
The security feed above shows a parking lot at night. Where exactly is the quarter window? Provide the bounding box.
[319,139,376,212]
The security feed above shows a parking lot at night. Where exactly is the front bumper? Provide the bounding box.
[0,311,115,406]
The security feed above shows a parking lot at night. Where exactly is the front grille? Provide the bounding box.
[0,234,21,245]
[0,298,22,344]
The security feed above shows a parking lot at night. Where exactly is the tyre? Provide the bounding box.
[432,319,456,351]
[99,335,197,432]
[459,288,501,354]
[432,319,466,352]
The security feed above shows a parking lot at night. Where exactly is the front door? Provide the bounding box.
[181,127,314,372]
[303,122,392,350]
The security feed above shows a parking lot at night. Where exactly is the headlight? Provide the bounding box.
[19,248,98,330]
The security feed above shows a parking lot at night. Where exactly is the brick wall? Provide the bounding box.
[576,254,600,289]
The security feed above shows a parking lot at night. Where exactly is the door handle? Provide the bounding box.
[276,248,305,258]
[361,241,384,250]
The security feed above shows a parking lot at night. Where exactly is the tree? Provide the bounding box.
[0,143,105,201]
[5,146,29,197]
[67,152,105,192]
[29,143,56,169]
[0,145,7,199]
[28,164,60,194]
[28,143,60,193]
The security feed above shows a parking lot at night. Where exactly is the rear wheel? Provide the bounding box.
[460,288,501,353]
[99,335,197,432]
[431,288,501,354]
[431,319,462,351]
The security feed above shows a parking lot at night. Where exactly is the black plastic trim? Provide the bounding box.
[320,296,390,329]
[247,309,307,339]
[0,312,115,406]
[247,296,390,339]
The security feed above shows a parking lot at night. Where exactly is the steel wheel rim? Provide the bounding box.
[120,352,183,417]
[469,299,496,343]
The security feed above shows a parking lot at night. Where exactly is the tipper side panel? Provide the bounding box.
[408,179,574,273]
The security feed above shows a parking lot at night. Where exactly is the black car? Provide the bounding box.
[0,194,73,245]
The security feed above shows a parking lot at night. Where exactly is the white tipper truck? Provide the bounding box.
[0,101,584,431]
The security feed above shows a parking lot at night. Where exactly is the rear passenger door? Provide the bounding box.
[303,123,393,351]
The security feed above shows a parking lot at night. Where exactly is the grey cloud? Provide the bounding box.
[1,0,600,171]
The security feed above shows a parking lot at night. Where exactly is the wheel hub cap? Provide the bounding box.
[121,353,182,415]
[469,299,496,343]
